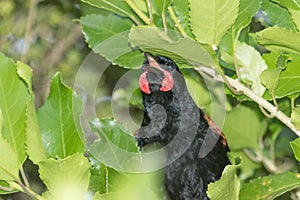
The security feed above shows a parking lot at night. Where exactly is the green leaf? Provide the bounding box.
[256,27,300,55]
[89,164,123,194]
[289,9,300,29]
[15,61,47,164]
[240,172,300,200]
[92,172,164,200]
[39,153,91,200]
[261,54,292,98]
[80,14,144,68]
[223,105,267,150]
[235,43,268,96]
[189,0,239,46]
[207,163,240,200]
[261,0,297,30]
[270,0,300,10]
[37,73,85,159]
[291,106,300,130]
[290,137,300,162]
[0,53,30,165]
[220,0,260,62]
[129,26,217,68]
[153,0,172,14]
[81,0,134,18]
[88,118,139,171]
[0,137,19,181]
[274,54,300,97]
[172,0,193,37]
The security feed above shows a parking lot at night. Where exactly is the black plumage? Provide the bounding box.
[136,54,230,200]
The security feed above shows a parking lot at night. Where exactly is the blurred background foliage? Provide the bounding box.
[0,0,139,199]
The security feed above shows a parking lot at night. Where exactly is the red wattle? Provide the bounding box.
[139,71,151,94]
[160,70,174,92]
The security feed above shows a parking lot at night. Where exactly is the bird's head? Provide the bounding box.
[139,53,180,94]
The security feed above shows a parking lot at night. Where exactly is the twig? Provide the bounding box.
[195,66,300,136]
[168,6,187,38]
[21,0,40,63]
[125,0,149,24]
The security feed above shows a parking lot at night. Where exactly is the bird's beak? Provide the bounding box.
[144,52,161,69]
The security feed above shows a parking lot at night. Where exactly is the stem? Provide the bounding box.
[168,6,187,37]
[162,13,167,34]
[20,166,30,187]
[196,66,300,136]
[0,185,14,192]
[146,0,153,25]
[125,0,149,24]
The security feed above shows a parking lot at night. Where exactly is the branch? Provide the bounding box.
[195,66,300,137]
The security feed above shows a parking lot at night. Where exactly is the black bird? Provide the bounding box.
[136,53,230,200]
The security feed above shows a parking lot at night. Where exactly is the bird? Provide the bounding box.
[136,53,230,200]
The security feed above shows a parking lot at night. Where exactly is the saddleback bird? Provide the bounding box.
[136,53,230,200]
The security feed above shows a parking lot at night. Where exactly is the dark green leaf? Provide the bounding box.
[240,172,300,200]
[80,14,144,68]
[88,118,139,171]
[172,0,193,37]
[153,0,172,14]
[223,105,267,150]
[37,73,85,159]
[261,0,297,30]
[189,0,239,46]
[129,26,217,68]
[89,164,123,194]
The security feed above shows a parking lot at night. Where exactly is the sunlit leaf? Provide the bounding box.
[37,73,85,159]
[220,0,260,63]
[240,172,300,200]
[289,9,300,29]
[290,137,300,162]
[207,161,240,200]
[235,43,268,96]
[256,27,300,55]
[291,107,300,130]
[189,0,239,46]
[81,0,134,18]
[15,62,47,164]
[80,14,143,68]
[0,53,30,165]
[270,0,300,10]
[39,153,91,200]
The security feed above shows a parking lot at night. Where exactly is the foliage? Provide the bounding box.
[0,0,300,199]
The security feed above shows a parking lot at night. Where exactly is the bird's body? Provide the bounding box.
[136,54,230,200]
